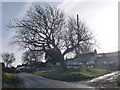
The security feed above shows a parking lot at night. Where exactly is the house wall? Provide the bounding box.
[66,52,97,66]
[66,59,82,66]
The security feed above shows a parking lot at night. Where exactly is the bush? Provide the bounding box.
[3,67,16,73]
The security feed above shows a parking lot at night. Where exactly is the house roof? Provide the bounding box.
[65,51,96,62]
[16,66,26,70]
[98,51,119,57]
[75,52,96,58]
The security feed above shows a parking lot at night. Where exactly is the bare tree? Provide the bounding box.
[1,53,16,67]
[9,4,95,70]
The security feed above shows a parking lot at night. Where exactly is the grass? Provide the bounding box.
[2,72,23,88]
[79,67,109,77]
[32,67,110,82]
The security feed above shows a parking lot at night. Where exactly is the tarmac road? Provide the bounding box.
[18,72,98,89]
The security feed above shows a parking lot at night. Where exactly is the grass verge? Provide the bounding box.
[2,72,23,88]
[32,67,110,82]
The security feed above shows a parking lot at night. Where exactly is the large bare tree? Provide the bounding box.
[9,4,95,70]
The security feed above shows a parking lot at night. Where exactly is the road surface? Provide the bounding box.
[18,73,97,89]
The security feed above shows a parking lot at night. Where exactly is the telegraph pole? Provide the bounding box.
[77,14,79,29]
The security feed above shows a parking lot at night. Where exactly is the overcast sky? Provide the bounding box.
[1,0,118,67]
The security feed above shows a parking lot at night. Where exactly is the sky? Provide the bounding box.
[0,0,119,67]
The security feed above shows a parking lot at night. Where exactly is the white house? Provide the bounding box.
[65,50,97,66]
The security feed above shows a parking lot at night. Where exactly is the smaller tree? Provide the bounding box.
[1,53,16,67]
[22,51,44,67]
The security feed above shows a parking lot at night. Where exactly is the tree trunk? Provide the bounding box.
[46,48,67,71]
[56,49,67,71]
[59,54,67,71]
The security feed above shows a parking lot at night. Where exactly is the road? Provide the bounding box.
[18,73,97,89]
